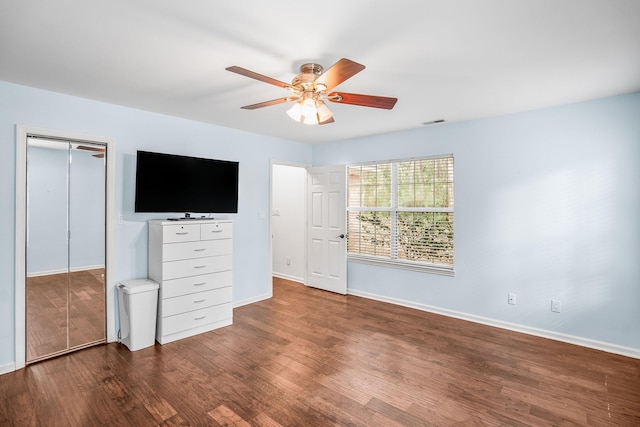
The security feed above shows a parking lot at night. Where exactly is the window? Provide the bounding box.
[347,155,454,274]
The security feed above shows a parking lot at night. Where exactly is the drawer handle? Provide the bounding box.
[194,299,206,303]
[194,265,207,269]
[193,282,206,286]
[175,232,189,235]
[194,248,206,252]
[210,229,223,233]
[194,316,207,321]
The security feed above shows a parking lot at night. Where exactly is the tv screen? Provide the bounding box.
[134,150,239,214]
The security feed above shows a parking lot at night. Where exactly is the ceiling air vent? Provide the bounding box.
[422,119,446,126]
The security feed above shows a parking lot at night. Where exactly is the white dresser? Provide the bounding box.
[148,219,233,344]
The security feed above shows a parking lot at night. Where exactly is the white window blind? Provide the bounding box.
[347,156,454,274]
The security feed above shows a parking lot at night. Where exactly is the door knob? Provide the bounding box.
[337,234,345,239]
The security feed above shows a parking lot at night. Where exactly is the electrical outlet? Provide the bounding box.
[508,293,516,305]
[551,299,562,313]
[286,257,291,266]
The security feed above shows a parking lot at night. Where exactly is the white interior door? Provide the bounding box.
[306,165,347,294]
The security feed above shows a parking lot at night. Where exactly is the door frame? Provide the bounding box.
[269,159,310,292]
[14,125,116,371]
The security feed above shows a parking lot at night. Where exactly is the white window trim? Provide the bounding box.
[347,154,455,276]
[348,253,455,276]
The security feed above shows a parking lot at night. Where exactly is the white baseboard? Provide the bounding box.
[348,288,640,360]
[27,268,67,277]
[27,264,105,278]
[0,361,16,376]
[234,292,272,308]
[70,264,104,273]
[272,272,304,284]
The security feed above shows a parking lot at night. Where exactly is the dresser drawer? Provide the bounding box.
[201,222,233,240]
[162,239,232,262]
[161,287,232,317]
[162,303,233,336]
[160,271,232,299]
[162,255,232,280]
[149,219,233,345]
[162,224,201,243]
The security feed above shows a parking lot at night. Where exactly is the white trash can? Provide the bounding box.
[118,279,159,351]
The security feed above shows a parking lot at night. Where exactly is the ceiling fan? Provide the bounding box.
[226,58,397,125]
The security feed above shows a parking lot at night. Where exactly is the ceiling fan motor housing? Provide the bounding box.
[299,63,323,75]
[292,63,324,89]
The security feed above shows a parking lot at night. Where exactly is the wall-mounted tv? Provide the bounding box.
[134,150,239,215]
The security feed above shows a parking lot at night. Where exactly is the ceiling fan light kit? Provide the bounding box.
[286,96,333,125]
[226,58,397,125]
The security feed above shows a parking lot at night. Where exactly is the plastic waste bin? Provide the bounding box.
[118,279,159,351]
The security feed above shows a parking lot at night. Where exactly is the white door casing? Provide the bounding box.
[306,165,347,294]
[15,125,116,371]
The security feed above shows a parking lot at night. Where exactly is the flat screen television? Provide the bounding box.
[134,150,239,215]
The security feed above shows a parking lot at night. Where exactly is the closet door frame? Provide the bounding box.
[15,125,116,370]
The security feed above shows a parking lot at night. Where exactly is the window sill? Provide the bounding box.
[348,255,455,276]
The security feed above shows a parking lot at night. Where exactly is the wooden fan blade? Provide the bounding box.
[241,97,297,110]
[315,58,365,91]
[319,117,335,125]
[328,92,398,109]
[226,66,291,89]
[76,145,105,152]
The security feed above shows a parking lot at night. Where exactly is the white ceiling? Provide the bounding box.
[1,0,639,144]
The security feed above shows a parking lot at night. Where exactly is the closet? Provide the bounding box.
[26,136,107,363]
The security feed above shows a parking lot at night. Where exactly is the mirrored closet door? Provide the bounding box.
[26,137,106,363]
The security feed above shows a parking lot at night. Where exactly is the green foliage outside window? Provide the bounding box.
[348,157,454,267]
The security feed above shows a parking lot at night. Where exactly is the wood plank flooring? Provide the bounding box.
[2,277,639,426]
[26,268,105,361]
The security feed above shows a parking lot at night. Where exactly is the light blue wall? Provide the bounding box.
[68,147,107,270]
[27,144,106,274]
[26,146,69,273]
[314,93,640,351]
[2,79,638,368]
[0,81,312,367]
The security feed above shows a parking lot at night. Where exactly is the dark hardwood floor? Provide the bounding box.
[2,277,639,426]
[26,268,105,361]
